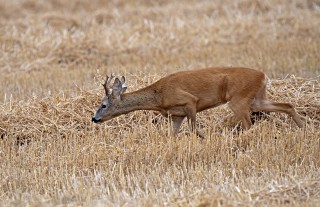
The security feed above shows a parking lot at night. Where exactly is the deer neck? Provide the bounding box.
[119,86,160,113]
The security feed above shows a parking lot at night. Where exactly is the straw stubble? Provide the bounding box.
[0,0,319,206]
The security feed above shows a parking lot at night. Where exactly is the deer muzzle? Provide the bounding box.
[91,117,101,123]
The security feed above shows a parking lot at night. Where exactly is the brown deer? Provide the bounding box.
[92,67,304,138]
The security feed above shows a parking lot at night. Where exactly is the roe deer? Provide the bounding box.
[92,67,304,138]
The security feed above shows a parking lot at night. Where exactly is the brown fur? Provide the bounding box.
[92,67,304,137]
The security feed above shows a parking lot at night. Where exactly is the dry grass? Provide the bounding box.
[0,0,320,206]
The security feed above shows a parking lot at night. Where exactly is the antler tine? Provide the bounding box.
[102,75,108,96]
[102,73,115,96]
[107,73,115,87]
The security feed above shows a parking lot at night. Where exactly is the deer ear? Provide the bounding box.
[112,78,122,98]
[120,76,127,93]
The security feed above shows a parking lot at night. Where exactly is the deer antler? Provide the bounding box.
[102,74,115,96]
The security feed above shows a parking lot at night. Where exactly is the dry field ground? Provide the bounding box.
[0,0,320,206]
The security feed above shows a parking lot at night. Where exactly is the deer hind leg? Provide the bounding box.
[228,98,253,130]
[250,85,270,123]
[251,99,304,128]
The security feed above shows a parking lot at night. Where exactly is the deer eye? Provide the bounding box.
[102,104,107,108]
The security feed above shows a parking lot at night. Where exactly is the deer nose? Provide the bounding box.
[92,117,99,123]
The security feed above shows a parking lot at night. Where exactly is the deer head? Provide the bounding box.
[92,75,127,123]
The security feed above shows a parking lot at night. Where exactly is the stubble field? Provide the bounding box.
[0,0,320,206]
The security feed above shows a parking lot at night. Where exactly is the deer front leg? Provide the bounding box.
[171,116,185,136]
[171,115,205,138]
[185,106,196,133]
[165,90,203,138]
[184,102,205,138]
